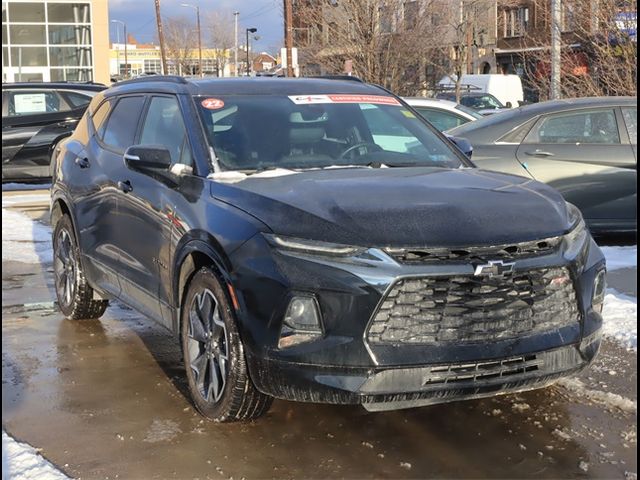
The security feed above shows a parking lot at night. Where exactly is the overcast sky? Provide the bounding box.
[108,0,284,53]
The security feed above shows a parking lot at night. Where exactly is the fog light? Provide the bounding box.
[278,296,323,349]
[592,269,606,314]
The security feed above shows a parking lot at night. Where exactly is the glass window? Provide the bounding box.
[140,96,191,166]
[8,2,45,22]
[196,95,465,171]
[49,25,91,45]
[49,46,92,67]
[460,94,503,110]
[62,91,93,108]
[9,25,46,45]
[2,47,8,67]
[101,96,145,151]
[50,67,93,82]
[413,107,470,132]
[7,91,69,116]
[525,109,621,145]
[91,99,112,136]
[622,108,637,144]
[2,24,7,44]
[47,3,91,23]
[10,46,47,66]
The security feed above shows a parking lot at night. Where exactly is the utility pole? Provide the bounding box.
[234,11,239,77]
[284,0,294,77]
[155,0,169,75]
[550,0,562,99]
[181,3,202,77]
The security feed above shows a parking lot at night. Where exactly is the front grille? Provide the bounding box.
[385,236,562,264]
[424,354,542,385]
[367,267,579,345]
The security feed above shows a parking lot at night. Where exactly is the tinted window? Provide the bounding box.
[622,107,637,144]
[197,95,464,171]
[6,90,69,116]
[413,107,470,131]
[63,91,93,108]
[525,109,620,145]
[101,96,145,151]
[91,99,112,135]
[140,96,192,166]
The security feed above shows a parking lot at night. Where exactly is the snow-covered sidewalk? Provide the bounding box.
[2,431,68,480]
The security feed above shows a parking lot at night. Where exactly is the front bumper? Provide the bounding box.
[230,234,605,408]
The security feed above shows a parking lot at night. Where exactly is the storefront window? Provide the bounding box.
[47,3,90,23]
[8,2,45,22]
[49,25,91,45]
[10,46,47,66]
[9,25,46,45]
[49,46,92,66]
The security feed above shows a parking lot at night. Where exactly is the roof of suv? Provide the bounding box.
[4,82,107,91]
[106,76,391,97]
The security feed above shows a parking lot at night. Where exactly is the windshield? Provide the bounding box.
[460,94,504,110]
[195,94,466,172]
[455,104,484,119]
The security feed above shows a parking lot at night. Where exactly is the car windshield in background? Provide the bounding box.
[455,104,484,119]
[196,94,465,172]
[461,94,504,110]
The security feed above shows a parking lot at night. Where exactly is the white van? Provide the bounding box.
[437,74,524,108]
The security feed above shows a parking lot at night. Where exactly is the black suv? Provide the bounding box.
[2,82,106,182]
[51,76,606,422]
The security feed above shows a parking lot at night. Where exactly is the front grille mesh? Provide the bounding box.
[424,355,542,385]
[385,237,562,264]
[367,267,579,345]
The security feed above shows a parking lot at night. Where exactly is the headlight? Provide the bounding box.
[264,233,364,257]
[563,203,588,258]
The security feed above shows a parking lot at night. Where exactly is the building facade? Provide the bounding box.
[2,0,109,83]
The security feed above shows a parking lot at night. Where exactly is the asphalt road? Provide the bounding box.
[2,190,637,479]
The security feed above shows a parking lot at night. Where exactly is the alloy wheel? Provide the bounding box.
[54,228,76,308]
[187,288,229,403]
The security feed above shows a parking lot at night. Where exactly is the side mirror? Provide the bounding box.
[505,101,513,108]
[444,134,473,159]
[124,145,171,172]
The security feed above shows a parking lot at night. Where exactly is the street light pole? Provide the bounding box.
[112,20,127,78]
[181,3,202,77]
[234,11,239,77]
[245,27,257,76]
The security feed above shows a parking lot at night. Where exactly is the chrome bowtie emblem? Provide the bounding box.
[474,260,515,278]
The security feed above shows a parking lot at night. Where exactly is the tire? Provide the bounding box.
[53,215,108,320]
[181,268,272,422]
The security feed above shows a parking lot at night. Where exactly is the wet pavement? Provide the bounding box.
[2,190,637,479]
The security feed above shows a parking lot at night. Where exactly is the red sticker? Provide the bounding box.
[201,98,225,110]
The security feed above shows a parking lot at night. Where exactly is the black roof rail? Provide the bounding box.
[307,75,364,83]
[114,75,189,86]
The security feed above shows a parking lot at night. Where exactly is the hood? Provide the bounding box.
[210,167,572,247]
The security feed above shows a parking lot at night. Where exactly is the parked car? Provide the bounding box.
[447,96,637,235]
[437,74,525,109]
[2,82,106,182]
[403,97,482,131]
[51,75,605,422]
[435,91,510,115]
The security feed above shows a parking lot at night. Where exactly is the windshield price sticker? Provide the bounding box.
[289,94,401,106]
[201,98,225,110]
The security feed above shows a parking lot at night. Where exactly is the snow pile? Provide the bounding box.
[2,431,68,480]
[1,209,53,264]
[602,289,637,351]
[601,245,637,271]
[1,194,50,208]
[556,378,637,413]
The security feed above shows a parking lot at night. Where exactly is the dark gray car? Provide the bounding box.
[448,97,637,235]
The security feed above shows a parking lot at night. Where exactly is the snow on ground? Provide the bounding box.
[556,377,637,414]
[1,209,52,264]
[600,245,637,271]
[2,431,68,480]
[2,183,51,192]
[602,289,637,351]
[1,193,50,208]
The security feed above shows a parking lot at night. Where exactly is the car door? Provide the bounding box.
[2,89,80,180]
[515,107,637,227]
[72,95,146,298]
[114,94,194,328]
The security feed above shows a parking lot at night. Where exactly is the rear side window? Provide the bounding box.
[413,107,470,132]
[525,109,620,145]
[622,107,637,144]
[6,90,70,116]
[139,96,192,166]
[101,96,146,151]
[91,99,112,135]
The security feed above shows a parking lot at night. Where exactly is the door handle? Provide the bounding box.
[75,157,90,168]
[118,180,133,193]
[524,150,555,157]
